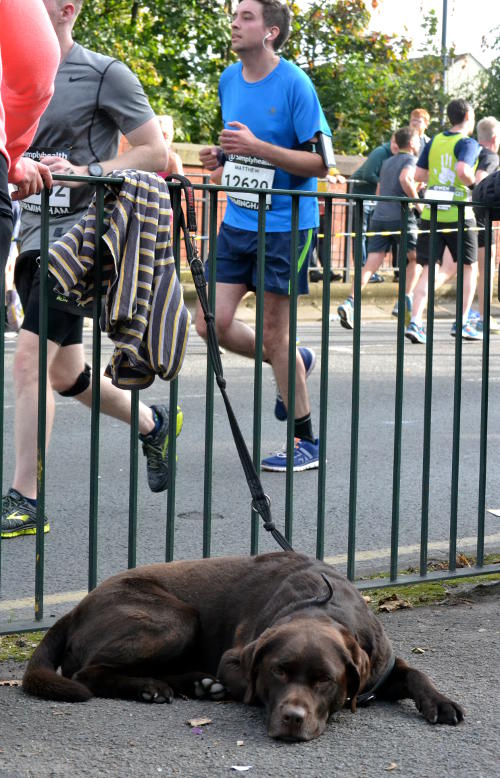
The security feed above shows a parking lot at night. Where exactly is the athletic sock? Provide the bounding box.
[294,414,314,443]
[143,407,161,440]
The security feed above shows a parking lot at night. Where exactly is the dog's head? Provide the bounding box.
[239,616,370,741]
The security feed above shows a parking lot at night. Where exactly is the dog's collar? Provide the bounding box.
[347,653,396,707]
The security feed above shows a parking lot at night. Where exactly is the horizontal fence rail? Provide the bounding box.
[0,174,498,634]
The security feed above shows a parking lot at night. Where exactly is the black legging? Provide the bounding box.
[0,154,14,278]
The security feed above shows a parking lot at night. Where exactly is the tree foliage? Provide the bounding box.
[73,0,494,155]
[477,26,500,119]
[75,0,233,143]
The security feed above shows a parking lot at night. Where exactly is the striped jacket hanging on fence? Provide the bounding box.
[48,170,191,389]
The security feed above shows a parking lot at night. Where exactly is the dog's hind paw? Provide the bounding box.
[194,677,226,701]
[140,680,174,704]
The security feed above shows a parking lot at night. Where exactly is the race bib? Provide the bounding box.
[426,186,455,210]
[21,146,71,216]
[426,185,473,218]
[222,155,275,211]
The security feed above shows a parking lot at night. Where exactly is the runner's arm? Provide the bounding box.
[456,162,475,187]
[415,166,429,183]
[219,121,328,178]
[40,118,167,185]
[400,167,423,214]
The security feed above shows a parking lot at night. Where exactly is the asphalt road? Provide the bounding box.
[1,305,500,624]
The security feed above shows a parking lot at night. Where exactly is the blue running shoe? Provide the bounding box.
[451,321,482,340]
[461,321,483,341]
[469,309,480,322]
[274,347,316,421]
[261,437,320,472]
[405,321,426,344]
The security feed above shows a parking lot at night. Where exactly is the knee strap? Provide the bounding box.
[58,363,91,397]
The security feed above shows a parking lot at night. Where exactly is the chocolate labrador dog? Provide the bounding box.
[23,552,463,741]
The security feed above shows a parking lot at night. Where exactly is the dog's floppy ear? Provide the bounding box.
[239,627,276,705]
[340,628,370,712]
[345,660,361,713]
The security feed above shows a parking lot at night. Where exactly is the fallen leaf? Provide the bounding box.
[385,763,398,772]
[187,717,212,727]
[486,507,500,517]
[411,647,426,654]
[378,593,412,612]
[231,768,253,773]
[362,595,372,603]
[237,740,244,746]
[456,553,472,568]
[0,680,21,687]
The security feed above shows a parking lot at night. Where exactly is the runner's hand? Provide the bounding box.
[11,159,53,201]
[219,122,258,156]
[39,155,88,187]
[199,146,220,171]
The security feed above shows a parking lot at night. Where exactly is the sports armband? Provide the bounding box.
[299,133,336,168]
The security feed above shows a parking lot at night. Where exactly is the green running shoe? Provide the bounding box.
[1,489,50,538]
[140,404,183,493]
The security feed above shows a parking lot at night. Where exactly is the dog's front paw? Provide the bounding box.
[140,680,174,704]
[418,692,464,725]
[194,677,226,701]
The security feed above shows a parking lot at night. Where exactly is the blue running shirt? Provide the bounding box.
[219,58,331,232]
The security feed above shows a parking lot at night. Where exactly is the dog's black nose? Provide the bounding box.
[282,705,306,726]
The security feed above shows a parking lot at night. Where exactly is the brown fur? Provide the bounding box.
[23,552,463,741]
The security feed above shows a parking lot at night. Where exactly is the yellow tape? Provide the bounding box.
[329,224,500,239]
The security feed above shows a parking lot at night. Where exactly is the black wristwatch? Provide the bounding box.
[88,162,104,177]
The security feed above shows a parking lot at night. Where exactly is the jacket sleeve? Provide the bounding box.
[0,0,60,183]
[361,147,388,185]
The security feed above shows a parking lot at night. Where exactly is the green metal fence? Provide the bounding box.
[0,174,498,634]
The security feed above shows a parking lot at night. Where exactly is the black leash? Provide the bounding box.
[167,174,293,553]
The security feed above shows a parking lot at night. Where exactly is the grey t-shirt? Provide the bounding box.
[20,43,155,251]
[372,152,417,222]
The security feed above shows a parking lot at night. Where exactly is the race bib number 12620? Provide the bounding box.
[222,155,275,211]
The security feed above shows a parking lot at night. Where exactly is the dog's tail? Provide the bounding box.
[23,612,92,702]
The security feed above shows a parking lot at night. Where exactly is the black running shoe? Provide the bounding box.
[1,489,50,538]
[139,405,183,493]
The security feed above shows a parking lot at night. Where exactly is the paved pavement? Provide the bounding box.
[0,580,498,777]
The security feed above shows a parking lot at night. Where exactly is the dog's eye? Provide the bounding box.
[271,665,287,679]
[314,676,333,687]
